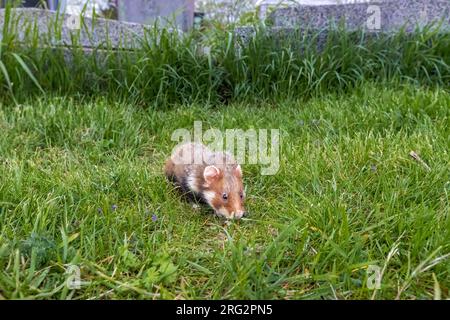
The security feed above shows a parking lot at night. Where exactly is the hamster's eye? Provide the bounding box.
[222,193,228,200]
[240,193,244,199]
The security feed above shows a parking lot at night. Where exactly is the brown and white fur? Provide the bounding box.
[164,142,246,220]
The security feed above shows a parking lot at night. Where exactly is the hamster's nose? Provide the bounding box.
[235,211,245,219]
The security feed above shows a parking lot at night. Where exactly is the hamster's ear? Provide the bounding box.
[234,164,242,177]
[204,165,220,184]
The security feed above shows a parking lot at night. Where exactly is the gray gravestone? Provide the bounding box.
[270,0,450,32]
[236,0,450,52]
[117,0,195,31]
[0,8,152,49]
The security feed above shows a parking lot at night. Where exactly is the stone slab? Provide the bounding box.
[270,0,450,32]
[0,8,160,50]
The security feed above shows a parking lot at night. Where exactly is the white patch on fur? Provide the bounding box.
[217,206,232,219]
[187,175,199,193]
[202,190,216,207]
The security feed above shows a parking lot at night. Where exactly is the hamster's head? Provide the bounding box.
[202,164,246,220]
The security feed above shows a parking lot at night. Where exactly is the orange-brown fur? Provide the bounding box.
[164,143,246,220]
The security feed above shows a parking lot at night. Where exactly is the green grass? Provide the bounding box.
[0,83,449,299]
[1,1,449,301]
[1,4,449,105]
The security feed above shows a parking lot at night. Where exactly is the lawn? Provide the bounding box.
[0,83,449,299]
